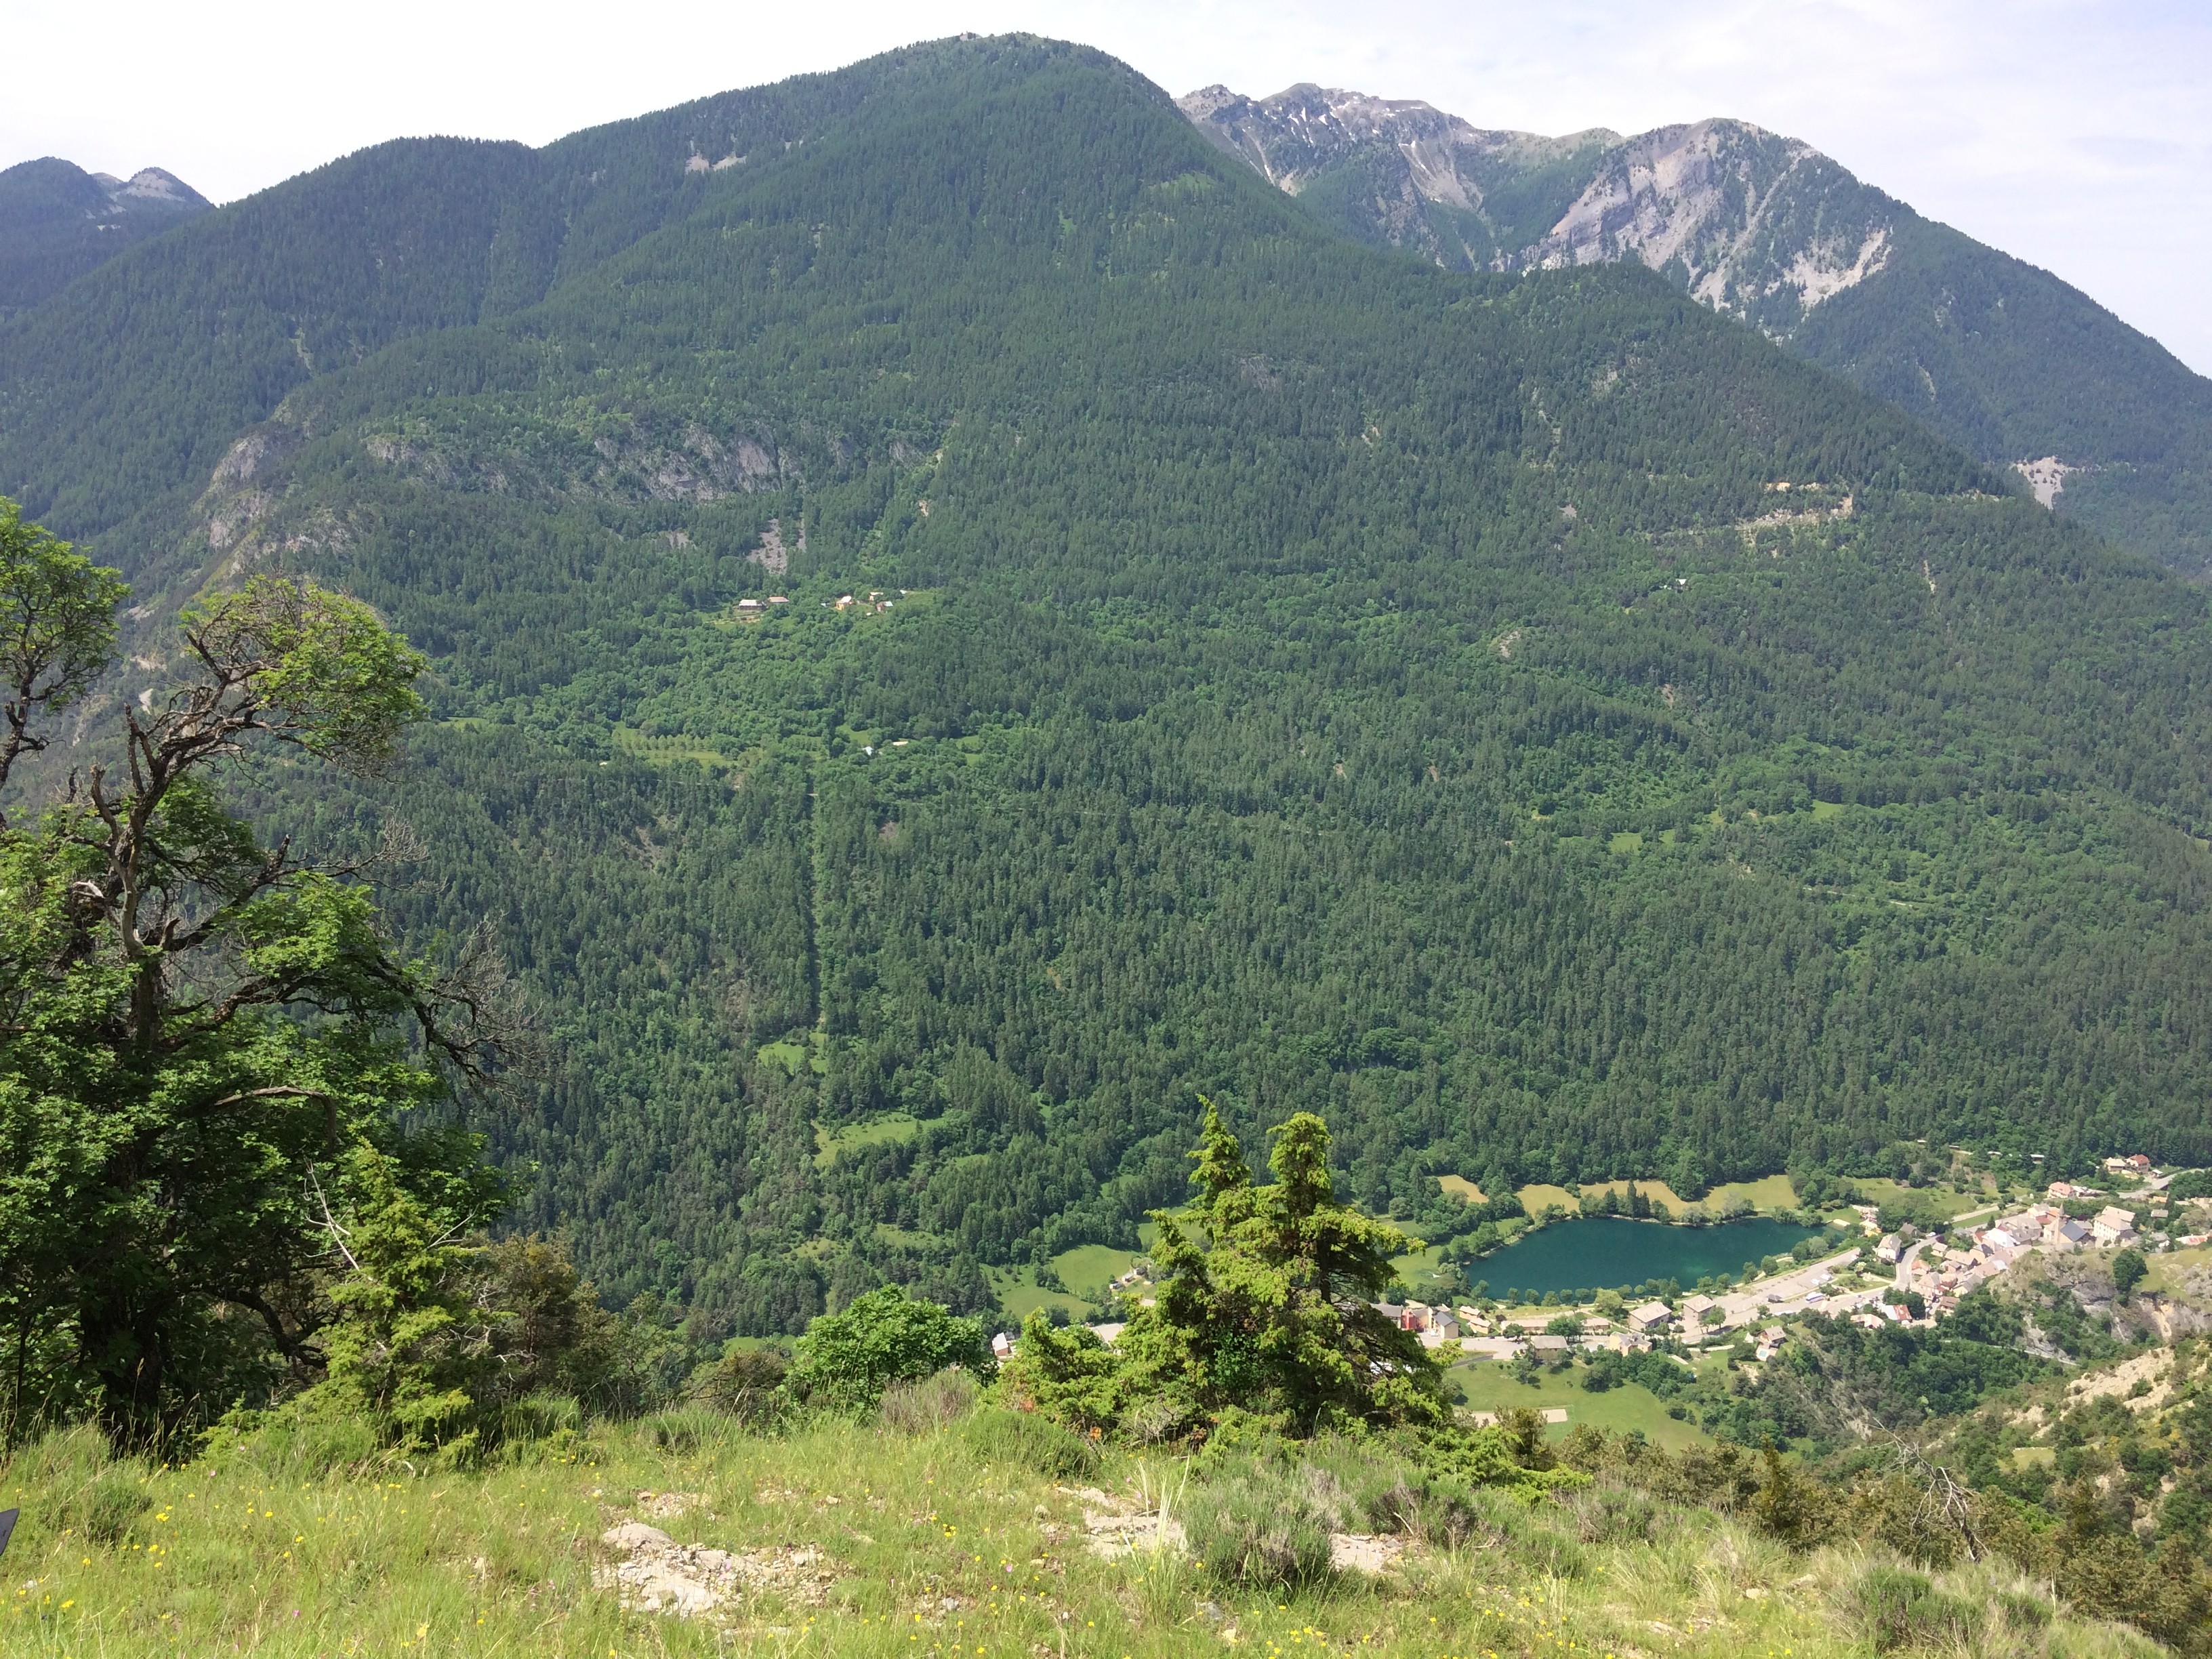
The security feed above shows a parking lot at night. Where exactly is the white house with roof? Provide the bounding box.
[2091,1206,2139,1247]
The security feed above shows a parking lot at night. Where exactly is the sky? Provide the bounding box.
[7,0,2209,373]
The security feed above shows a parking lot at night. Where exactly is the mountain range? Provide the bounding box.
[1181,85,2212,577]
[0,156,209,315]
[3,37,2211,1334]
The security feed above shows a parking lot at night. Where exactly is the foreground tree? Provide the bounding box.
[0,497,513,1450]
[1006,1101,1449,1440]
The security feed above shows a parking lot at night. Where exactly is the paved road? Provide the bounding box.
[1713,1242,1870,1327]
[1896,1238,1929,1296]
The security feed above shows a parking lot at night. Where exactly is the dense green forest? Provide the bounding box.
[0,158,210,316]
[6,36,2212,1338]
[1790,213,2212,577]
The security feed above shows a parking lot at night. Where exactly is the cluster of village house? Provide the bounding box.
[1368,1293,1786,1353]
[731,590,900,618]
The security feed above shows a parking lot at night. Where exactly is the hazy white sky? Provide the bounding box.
[7,1,2209,372]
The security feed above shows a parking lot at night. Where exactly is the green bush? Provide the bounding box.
[998,1313,1134,1437]
[2111,1248,2148,1299]
[1845,1474,1973,1568]
[1852,1566,1982,1654]
[960,1406,1099,1478]
[1750,1446,1832,1550]
[1293,1436,1502,1548]
[1183,1465,1335,1590]
[494,1393,584,1463]
[788,1288,991,1412]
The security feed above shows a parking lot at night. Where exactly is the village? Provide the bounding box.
[1006,1155,2207,1392]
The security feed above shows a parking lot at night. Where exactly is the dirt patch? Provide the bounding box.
[1734,493,1852,544]
[595,1521,836,1618]
[2066,1351,2173,1414]
[1078,1486,1186,1559]
[1330,1533,1408,1574]
[636,1490,710,1519]
[2013,456,2074,508]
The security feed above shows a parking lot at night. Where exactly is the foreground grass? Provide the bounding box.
[0,1416,2165,1659]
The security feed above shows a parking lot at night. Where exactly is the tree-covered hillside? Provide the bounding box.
[1181,87,2212,578]
[5,36,2212,1337]
[1789,213,2212,575]
[0,157,209,317]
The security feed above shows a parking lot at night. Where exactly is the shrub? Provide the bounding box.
[640,1407,744,1456]
[1845,1473,1975,1568]
[998,1312,1133,1437]
[2111,1248,2148,1300]
[1298,1435,1487,1547]
[961,1406,1100,1478]
[1994,1591,2051,1633]
[495,1392,581,1454]
[1852,1566,1982,1654]
[1568,1477,1658,1544]
[1750,1446,1831,1549]
[198,1407,387,1479]
[689,1345,790,1424]
[880,1367,981,1434]
[1183,1465,1334,1590]
[787,1287,991,1412]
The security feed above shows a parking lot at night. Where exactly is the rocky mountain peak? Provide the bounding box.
[1180,86,1892,337]
[99,167,209,211]
[1179,82,1610,213]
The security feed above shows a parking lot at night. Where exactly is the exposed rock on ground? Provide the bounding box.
[595,1519,835,1618]
[1329,1532,1408,1574]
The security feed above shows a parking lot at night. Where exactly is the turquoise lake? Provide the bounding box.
[1472,1215,1827,1298]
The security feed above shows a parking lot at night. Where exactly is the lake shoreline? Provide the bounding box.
[1462,1212,1832,1300]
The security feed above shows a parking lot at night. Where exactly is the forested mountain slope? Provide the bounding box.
[5,36,2212,1336]
[1182,85,2212,577]
[0,157,208,316]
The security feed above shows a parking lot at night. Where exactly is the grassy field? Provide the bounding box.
[993,1243,1155,1322]
[609,726,737,770]
[2146,1244,2212,1295]
[1514,1184,1582,1216]
[760,1031,831,1080]
[814,1114,922,1168]
[0,1410,2155,1659]
[1048,1246,1141,1302]
[1502,1175,1807,1221]
[1851,1179,1990,1221]
[986,1265,1092,1324]
[1449,1361,1708,1452]
[1388,1245,1462,1300]
[1434,1175,1487,1205]
[1701,1175,1799,1213]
